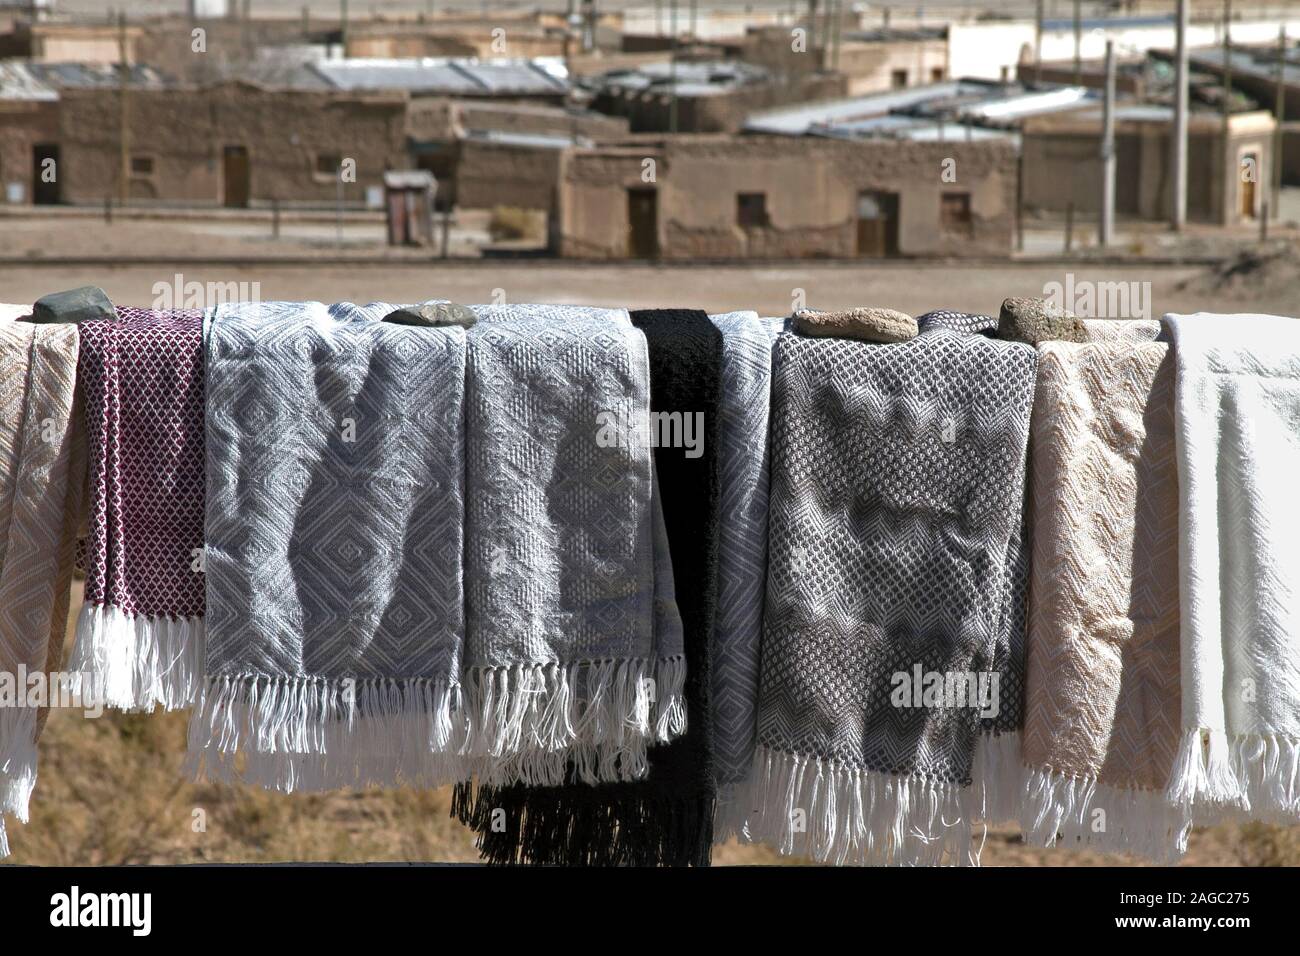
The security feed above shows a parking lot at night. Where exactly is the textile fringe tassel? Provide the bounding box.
[450,781,715,867]
[0,708,38,861]
[970,732,1025,825]
[461,655,687,788]
[185,674,464,793]
[67,603,205,713]
[186,656,687,793]
[725,744,975,866]
[1020,764,1191,863]
[1167,728,1300,824]
[0,705,38,828]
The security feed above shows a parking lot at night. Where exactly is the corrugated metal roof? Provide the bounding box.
[0,62,57,101]
[0,61,168,100]
[744,81,988,135]
[589,60,769,96]
[26,62,168,89]
[311,57,570,96]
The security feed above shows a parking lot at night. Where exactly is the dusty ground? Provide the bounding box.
[5,254,1300,321]
[3,254,1299,866]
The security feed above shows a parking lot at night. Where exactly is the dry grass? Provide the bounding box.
[5,593,1299,866]
[487,206,546,243]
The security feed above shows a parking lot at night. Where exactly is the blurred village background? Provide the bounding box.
[4,0,1300,865]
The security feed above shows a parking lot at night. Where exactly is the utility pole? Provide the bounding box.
[340,0,348,55]
[669,0,678,134]
[1035,0,1044,82]
[1224,0,1234,222]
[1276,25,1287,222]
[829,0,842,71]
[808,0,819,68]
[1173,0,1188,230]
[1073,0,1082,85]
[1101,40,1116,248]
[117,10,129,204]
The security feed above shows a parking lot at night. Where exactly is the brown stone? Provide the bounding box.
[997,296,1088,345]
[792,306,917,343]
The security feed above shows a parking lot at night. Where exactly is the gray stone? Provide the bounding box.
[997,296,1088,345]
[382,301,478,328]
[30,286,116,324]
[792,306,917,343]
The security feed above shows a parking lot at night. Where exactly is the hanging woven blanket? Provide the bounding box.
[0,307,83,858]
[708,311,784,834]
[189,301,683,793]
[65,308,206,713]
[1163,312,1300,823]
[728,326,1036,865]
[1019,319,1189,862]
[452,308,722,866]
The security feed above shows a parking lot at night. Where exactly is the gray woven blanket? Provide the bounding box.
[729,327,1036,865]
[189,301,683,792]
[707,312,784,809]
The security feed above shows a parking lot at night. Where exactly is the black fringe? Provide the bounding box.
[452,781,715,867]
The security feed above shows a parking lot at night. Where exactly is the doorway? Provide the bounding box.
[627,188,657,259]
[223,145,250,208]
[856,190,899,256]
[32,143,60,205]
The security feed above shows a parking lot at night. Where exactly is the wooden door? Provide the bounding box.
[223,145,250,208]
[856,190,899,257]
[627,188,658,259]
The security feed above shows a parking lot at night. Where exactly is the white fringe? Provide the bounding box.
[1169,730,1300,824]
[66,603,205,713]
[1234,733,1300,822]
[460,654,687,787]
[1020,763,1192,863]
[970,732,1026,825]
[724,744,976,866]
[186,655,687,794]
[0,708,38,861]
[185,674,465,793]
[0,706,37,823]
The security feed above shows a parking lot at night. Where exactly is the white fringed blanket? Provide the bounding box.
[1163,312,1300,823]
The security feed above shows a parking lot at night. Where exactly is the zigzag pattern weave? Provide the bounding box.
[1163,312,1300,823]
[708,311,785,786]
[732,328,1035,864]
[0,307,82,859]
[1019,321,1187,860]
[75,308,204,619]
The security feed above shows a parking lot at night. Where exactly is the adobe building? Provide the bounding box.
[54,80,408,206]
[406,97,628,208]
[0,67,58,205]
[557,134,1015,259]
[742,25,950,96]
[1021,106,1276,225]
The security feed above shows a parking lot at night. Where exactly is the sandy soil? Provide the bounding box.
[3,257,1294,321]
